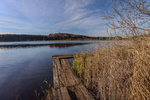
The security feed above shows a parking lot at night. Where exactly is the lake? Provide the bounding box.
[0,41,105,100]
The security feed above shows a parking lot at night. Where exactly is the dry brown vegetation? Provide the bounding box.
[73,39,150,100]
[73,1,148,99]
[73,0,150,97]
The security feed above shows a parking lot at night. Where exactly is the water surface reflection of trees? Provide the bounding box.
[0,43,91,50]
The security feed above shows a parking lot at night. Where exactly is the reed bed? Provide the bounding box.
[73,39,150,100]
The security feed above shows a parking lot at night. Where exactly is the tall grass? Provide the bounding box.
[34,79,54,100]
[73,39,150,100]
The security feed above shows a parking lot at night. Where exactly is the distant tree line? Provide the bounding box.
[0,33,118,41]
[0,43,90,49]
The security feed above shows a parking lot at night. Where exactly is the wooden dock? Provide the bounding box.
[52,54,95,100]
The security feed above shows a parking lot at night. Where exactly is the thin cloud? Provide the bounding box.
[0,0,110,36]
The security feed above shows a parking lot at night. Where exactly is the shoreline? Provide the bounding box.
[0,39,127,42]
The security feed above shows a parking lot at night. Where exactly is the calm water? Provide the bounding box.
[0,41,104,100]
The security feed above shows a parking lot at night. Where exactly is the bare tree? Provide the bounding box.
[104,0,150,37]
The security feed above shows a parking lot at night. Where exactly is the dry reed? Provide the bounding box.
[73,38,150,100]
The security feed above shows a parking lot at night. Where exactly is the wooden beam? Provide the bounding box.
[74,85,86,100]
[55,56,74,59]
[78,83,95,100]
[53,58,59,89]
[63,59,95,100]
[55,58,65,87]
[54,89,62,100]
[52,54,93,57]
[63,59,81,84]
[52,54,93,59]
[61,59,76,86]
[60,87,71,100]
[57,89,62,100]
[52,54,75,58]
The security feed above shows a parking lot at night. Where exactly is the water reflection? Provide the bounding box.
[0,41,98,100]
[0,43,91,50]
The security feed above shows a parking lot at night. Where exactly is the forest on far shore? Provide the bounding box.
[0,33,120,41]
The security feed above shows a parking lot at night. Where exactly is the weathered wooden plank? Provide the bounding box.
[54,89,59,100]
[78,83,95,100]
[74,85,86,100]
[53,58,59,89]
[54,88,63,100]
[55,58,64,87]
[60,87,71,100]
[55,58,70,87]
[63,59,81,84]
[58,74,65,87]
[64,59,95,100]
[52,54,74,58]
[61,59,76,86]
[56,56,74,59]
[52,54,93,59]
[57,89,62,100]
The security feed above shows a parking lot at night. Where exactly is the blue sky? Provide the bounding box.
[0,0,111,36]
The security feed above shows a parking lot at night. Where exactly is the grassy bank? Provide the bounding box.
[73,38,150,100]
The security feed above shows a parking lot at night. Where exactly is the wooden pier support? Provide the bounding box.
[52,54,95,100]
